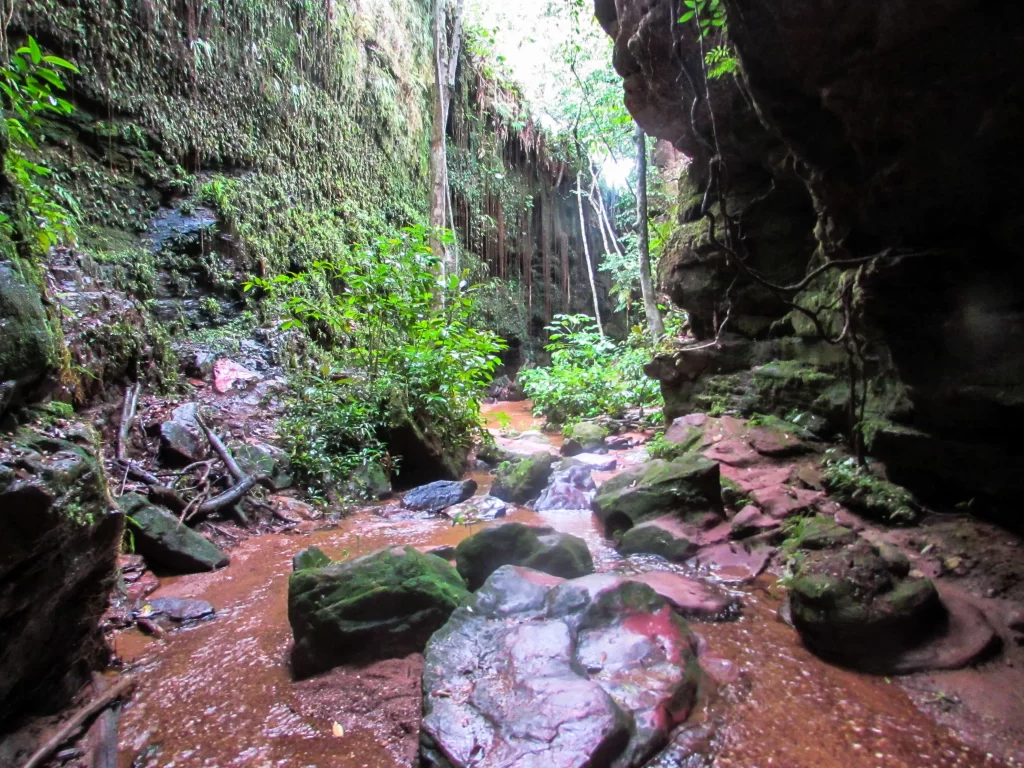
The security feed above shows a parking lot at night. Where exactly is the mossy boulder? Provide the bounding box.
[0,260,57,412]
[490,452,555,504]
[789,539,945,672]
[120,494,229,573]
[821,454,919,524]
[786,515,858,551]
[1,427,122,723]
[230,441,294,491]
[454,523,594,590]
[592,455,723,535]
[618,517,701,562]
[288,545,469,677]
[292,546,331,571]
[561,422,609,457]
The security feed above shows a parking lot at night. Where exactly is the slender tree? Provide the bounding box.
[429,0,464,277]
[578,171,604,336]
[635,125,664,340]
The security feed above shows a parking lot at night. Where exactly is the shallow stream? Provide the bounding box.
[114,403,1009,768]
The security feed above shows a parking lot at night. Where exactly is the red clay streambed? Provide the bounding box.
[112,403,1018,768]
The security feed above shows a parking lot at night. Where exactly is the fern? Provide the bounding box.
[705,45,738,79]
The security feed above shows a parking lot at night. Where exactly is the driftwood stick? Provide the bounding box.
[21,677,135,768]
[198,418,245,482]
[188,475,269,522]
[116,383,141,462]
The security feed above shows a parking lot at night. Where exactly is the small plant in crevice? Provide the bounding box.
[518,314,662,425]
[820,449,919,525]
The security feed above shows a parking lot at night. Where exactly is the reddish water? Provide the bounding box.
[114,404,1014,768]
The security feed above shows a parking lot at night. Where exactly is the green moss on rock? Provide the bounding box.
[455,523,593,590]
[288,545,469,677]
[490,452,555,504]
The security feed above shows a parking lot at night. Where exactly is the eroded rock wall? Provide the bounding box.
[598,0,1024,518]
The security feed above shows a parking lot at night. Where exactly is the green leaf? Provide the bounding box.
[678,11,695,22]
[28,37,42,65]
[42,55,80,74]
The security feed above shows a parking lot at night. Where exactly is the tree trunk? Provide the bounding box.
[429,0,464,279]
[636,125,664,340]
[578,172,604,337]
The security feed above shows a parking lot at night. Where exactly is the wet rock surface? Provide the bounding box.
[158,403,207,466]
[403,479,478,514]
[421,566,702,767]
[441,495,508,523]
[560,421,609,456]
[145,597,215,622]
[533,465,596,511]
[288,545,469,677]
[454,522,594,591]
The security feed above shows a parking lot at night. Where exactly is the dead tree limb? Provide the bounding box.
[116,383,141,462]
[21,677,135,768]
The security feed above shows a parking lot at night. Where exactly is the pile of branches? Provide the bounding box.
[112,383,277,528]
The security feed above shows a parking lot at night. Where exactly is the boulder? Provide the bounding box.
[476,440,516,466]
[158,403,207,466]
[0,260,57,413]
[454,523,594,590]
[441,495,508,523]
[490,452,555,504]
[728,505,782,539]
[403,479,477,514]
[534,465,596,511]
[790,515,858,550]
[788,540,994,673]
[618,516,703,563]
[120,494,229,573]
[0,429,122,723]
[560,422,609,457]
[345,461,391,500]
[592,455,723,535]
[498,430,557,458]
[628,571,739,620]
[692,542,772,584]
[420,566,702,767]
[212,359,260,393]
[288,545,469,677]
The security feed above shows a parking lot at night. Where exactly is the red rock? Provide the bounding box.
[628,571,738,619]
[693,542,771,583]
[270,495,318,521]
[729,505,781,538]
[125,570,159,603]
[212,359,260,393]
[747,427,807,457]
[704,438,761,468]
[751,485,823,519]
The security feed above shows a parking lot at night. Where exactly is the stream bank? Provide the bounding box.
[40,401,1018,768]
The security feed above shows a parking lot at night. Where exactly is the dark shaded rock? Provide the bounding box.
[592,455,723,535]
[426,545,457,561]
[618,517,702,563]
[560,421,609,457]
[441,495,508,523]
[0,429,122,724]
[403,479,476,514]
[288,545,469,677]
[534,465,596,511]
[0,260,57,413]
[789,540,994,673]
[384,417,468,490]
[486,374,525,401]
[343,461,391,500]
[120,494,229,573]
[490,452,554,504]
[292,546,331,571]
[146,597,214,622]
[421,566,702,767]
[158,403,206,466]
[454,523,594,591]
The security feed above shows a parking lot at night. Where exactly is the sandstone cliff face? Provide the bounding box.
[598,0,1024,517]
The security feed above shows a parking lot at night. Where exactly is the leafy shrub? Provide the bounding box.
[518,314,661,424]
[248,226,505,491]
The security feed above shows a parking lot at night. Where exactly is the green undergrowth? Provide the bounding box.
[519,314,661,425]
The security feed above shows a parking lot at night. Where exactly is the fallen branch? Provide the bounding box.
[116,383,141,462]
[188,475,269,522]
[21,677,135,768]
[197,418,245,482]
